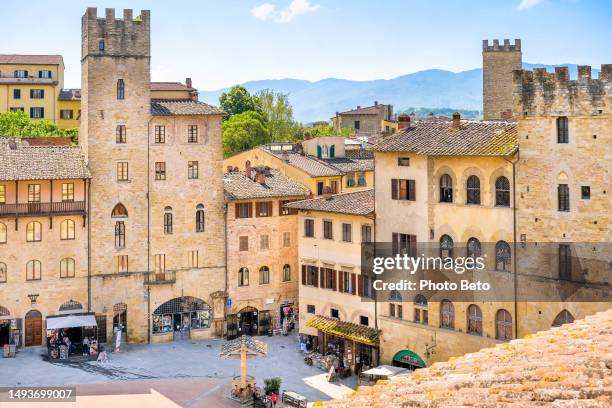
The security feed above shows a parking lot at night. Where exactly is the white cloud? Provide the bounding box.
[517,0,544,10]
[251,3,277,21]
[251,0,319,23]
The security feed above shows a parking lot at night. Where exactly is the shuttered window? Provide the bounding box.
[391,179,415,201]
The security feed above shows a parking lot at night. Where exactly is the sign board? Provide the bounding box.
[226,298,232,307]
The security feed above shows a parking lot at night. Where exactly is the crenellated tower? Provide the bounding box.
[482,39,522,121]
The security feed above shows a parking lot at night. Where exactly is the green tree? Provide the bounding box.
[255,89,301,142]
[303,123,352,138]
[0,111,78,142]
[222,110,270,157]
[219,85,259,119]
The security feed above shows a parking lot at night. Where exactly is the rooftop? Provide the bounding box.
[337,103,389,116]
[306,315,380,346]
[0,138,90,181]
[223,167,309,200]
[58,89,81,101]
[372,120,518,156]
[320,308,612,407]
[0,54,64,65]
[150,82,195,92]
[150,99,224,116]
[264,148,344,177]
[321,156,373,172]
[284,189,374,216]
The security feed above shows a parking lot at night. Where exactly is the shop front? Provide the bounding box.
[392,349,427,371]
[279,302,296,335]
[226,307,273,339]
[0,306,21,349]
[152,296,213,342]
[46,313,98,361]
[305,315,380,377]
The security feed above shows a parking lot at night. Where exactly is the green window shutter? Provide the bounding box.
[317,145,322,158]
[329,145,335,158]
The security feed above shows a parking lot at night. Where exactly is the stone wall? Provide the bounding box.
[482,39,522,120]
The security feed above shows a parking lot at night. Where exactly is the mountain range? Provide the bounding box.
[198,64,600,124]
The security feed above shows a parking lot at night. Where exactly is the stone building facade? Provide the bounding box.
[483,39,522,121]
[81,7,226,344]
[224,165,308,337]
[331,102,394,136]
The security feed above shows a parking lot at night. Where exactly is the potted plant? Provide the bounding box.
[264,377,282,395]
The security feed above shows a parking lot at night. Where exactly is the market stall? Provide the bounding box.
[358,364,408,386]
[46,313,98,360]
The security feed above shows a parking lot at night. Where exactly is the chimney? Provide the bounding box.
[245,160,252,179]
[227,165,233,173]
[398,114,411,129]
[374,101,378,106]
[452,112,461,128]
[282,151,289,163]
[185,77,192,88]
[255,172,266,185]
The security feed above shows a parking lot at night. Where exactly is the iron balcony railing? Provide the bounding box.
[144,270,177,285]
[0,201,86,218]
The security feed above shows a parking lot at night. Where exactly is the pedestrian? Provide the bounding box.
[82,336,89,356]
[97,346,109,363]
[270,391,278,406]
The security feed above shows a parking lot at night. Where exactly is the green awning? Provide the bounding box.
[392,350,426,368]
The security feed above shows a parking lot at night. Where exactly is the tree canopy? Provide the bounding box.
[222,110,271,157]
[255,89,301,143]
[219,85,259,118]
[0,111,78,143]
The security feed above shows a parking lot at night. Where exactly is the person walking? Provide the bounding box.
[270,391,278,407]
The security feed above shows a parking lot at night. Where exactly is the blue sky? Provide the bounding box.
[1,0,610,90]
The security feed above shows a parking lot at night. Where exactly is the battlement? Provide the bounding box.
[513,64,611,117]
[82,7,151,59]
[483,39,521,52]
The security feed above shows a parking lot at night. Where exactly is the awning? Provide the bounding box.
[392,350,427,368]
[361,365,408,377]
[46,314,97,330]
[306,315,380,346]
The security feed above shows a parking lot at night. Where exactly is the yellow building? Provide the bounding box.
[286,189,380,372]
[224,136,374,196]
[224,164,309,338]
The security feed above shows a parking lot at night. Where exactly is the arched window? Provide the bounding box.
[282,264,291,282]
[59,299,83,311]
[439,174,453,203]
[556,116,568,143]
[238,267,249,286]
[115,221,125,248]
[164,207,173,234]
[558,184,570,212]
[389,290,403,319]
[116,125,126,144]
[60,258,75,278]
[111,203,128,218]
[466,175,480,204]
[495,241,511,272]
[496,309,512,340]
[259,266,270,285]
[152,296,212,334]
[552,310,574,327]
[117,79,125,100]
[60,219,75,240]
[0,262,7,283]
[440,300,454,329]
[0,222,6,244]
[26,221,42,242]
[467,304,483,335]
[195,204,205,232]
[414,294,428,324]
[467,237,481,259]
[440,235,453,258]
[26,260,41,281]
[495,177,510,207]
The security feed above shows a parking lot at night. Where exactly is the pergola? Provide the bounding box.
[220,335,268,390]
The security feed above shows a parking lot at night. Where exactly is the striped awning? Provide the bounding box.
[306,315,380,346]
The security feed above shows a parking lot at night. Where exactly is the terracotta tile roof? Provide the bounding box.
[150,99,223,116]
[265,149,344,177]
[0,138,90,181]
[306,315,381,346]
[0,54,63,65]
[223,168,309,200]
[284,189,374,216]
[58,89,81,101]
[320,309,612,407]
[150,82,194,91]
[220,335,268,357]
[338,104,389,116]
[372,121,518,156]
[321,157,373,172]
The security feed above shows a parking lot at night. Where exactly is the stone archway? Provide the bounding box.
[152,296,212,340]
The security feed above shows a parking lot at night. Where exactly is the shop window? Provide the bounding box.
[152,297,212,334]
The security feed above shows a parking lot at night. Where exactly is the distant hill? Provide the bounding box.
[199,64,599,123]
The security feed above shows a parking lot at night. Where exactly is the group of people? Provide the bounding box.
[231,383,279,407]
[47,331,98,359]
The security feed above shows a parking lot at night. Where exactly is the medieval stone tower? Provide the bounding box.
[482,39,522,120]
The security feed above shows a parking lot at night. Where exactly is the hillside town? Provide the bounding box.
[0,6,610,408]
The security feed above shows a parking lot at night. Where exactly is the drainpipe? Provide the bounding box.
[87,178,91,312]
[146,117,153,344]
[504,149,520,339]
[372,153,378,331]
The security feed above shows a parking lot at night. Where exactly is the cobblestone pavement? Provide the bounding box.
[0,334,357,405]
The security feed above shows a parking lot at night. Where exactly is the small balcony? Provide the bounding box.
[144,270,176,285]
[0,201,86,218]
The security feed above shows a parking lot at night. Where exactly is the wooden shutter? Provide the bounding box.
[301,265,306,285]
[351,273,357,295]
[30,89,34,98]
[332,270,337,291]
[391,179,398,200]
[41,90,45,98]
[357,274,363,296]
[320,268,326,289]
[339,272,344,292]
[392,232,399,255]
[255,202,261,217]
[235,203,240,219]
[408,180,416,201]
[313,267,319,287]
[409,234,417,258]
[247,202,253,217]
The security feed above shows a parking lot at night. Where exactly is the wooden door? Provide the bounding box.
[226,314,238,340]
[25,310,42,346]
